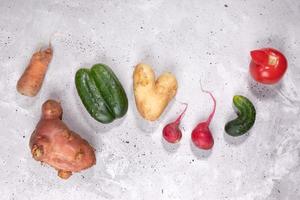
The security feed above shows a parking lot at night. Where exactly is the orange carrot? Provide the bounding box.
[17,45,53,97]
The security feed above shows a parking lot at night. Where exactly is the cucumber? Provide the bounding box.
[75,64,128,124]
[225,95,256,137]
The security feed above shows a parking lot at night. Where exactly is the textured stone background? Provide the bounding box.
[0,0,300,199]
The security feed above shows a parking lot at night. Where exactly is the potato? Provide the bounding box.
[30,100,96,179]
[133,63,178,121]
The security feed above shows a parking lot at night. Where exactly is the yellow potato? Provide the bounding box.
[133,63,178,121]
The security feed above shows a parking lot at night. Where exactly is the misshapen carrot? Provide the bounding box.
[17,45,53,97]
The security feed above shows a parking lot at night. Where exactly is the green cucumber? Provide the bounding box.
[75,64,128,124]
[225,95,256,137]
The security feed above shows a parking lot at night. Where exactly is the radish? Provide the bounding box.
[162,103,188,143]
[191,86,216,150]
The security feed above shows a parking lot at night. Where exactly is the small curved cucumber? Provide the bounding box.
[225,95,256,137]
[75,64,128,124]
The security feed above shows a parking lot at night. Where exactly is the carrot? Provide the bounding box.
[16,45,53,97]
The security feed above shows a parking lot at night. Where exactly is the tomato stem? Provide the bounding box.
[268,54,279,66]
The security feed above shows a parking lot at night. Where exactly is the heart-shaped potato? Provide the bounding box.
[133,63,178,121]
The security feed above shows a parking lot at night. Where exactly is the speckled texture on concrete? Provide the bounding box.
[0,0,300,199]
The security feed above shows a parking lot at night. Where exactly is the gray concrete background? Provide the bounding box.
[0,0,300,199]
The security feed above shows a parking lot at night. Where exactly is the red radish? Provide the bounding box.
[163,103,188,143]
[191,86,216,150]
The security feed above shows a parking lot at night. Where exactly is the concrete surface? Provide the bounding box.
[0,0,300,199]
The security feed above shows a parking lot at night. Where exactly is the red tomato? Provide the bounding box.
[249,48,287,84]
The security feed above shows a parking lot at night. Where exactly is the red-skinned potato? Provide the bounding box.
[29,100,96,179]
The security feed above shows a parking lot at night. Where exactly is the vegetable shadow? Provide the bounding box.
[190,140,212,159]
[161,136,180,153]
[15,93,40,110]
[248,76,282,100]
[128,84,161,134]
[223,130,250,146]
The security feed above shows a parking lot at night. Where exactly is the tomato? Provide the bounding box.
[249,48,288,84]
